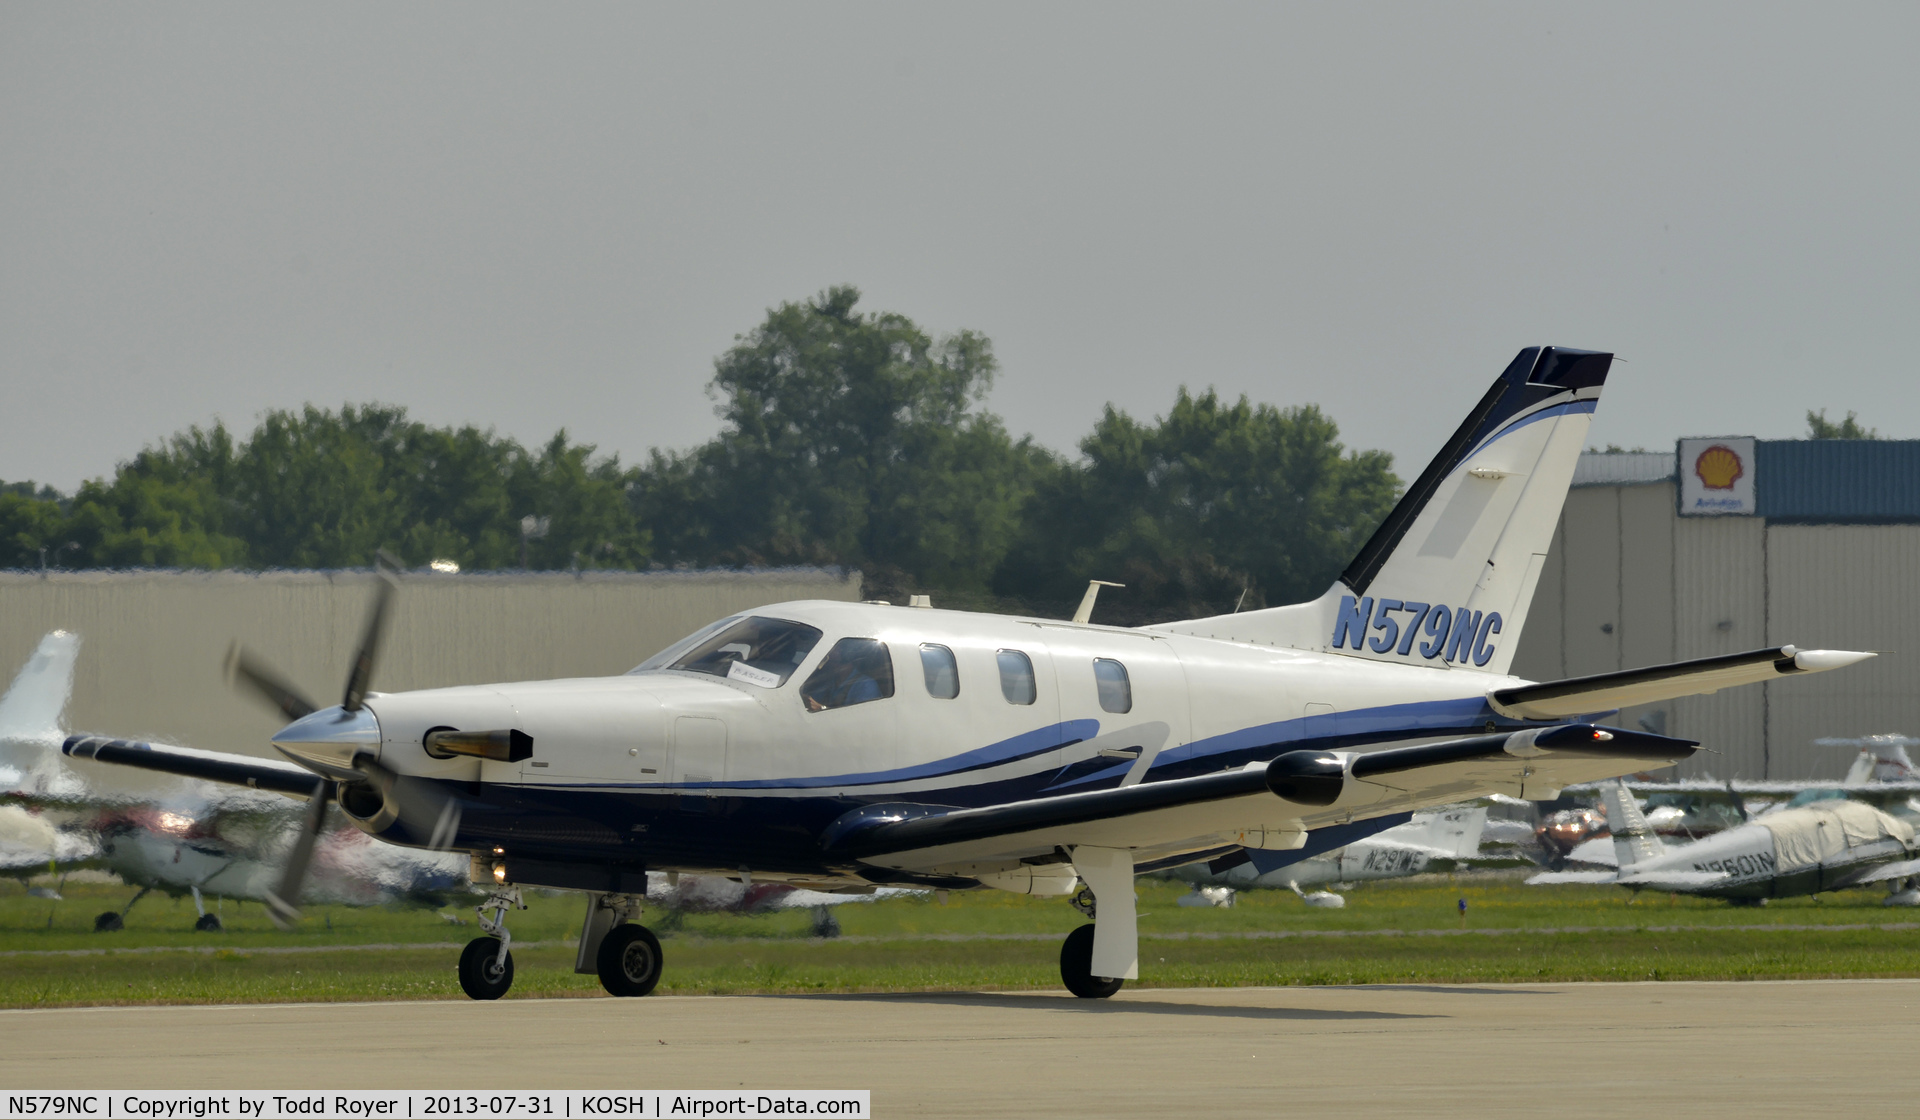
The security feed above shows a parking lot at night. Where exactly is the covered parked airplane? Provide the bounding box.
[64,347,1873,999]
[1528,780,1920,902]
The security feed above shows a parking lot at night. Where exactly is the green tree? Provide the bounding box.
[1806,409,1879,439]
[639,285,1042,594]
[55,405,648,571]
[994,389,1400,624]
[0,483,70,569]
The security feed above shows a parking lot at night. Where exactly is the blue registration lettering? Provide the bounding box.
[1367,599,1404,653]
[1396,602,1431,656]
[1445,609,1480,663]
[1471,612,1503,666]
[1332,596,1373,650]
[1418,606,1452,659]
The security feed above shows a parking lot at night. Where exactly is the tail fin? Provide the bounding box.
[1155,347,1611,675]
[0,631,81,755]
[1600,780,1664,868]
[1393,806,1489,860]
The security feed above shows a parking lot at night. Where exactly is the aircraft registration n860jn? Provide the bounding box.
[63,347,1874,1000]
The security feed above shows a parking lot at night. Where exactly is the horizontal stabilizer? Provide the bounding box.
[63,735,326,798]
[1616,869,1730,889]
[1490,647,1875,720]
[1853,857,1920,886]
[1528,868,1729,889]
[1527,869,1619,885]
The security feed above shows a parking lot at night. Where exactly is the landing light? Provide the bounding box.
[492,862,508,884]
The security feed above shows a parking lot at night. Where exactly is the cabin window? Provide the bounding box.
[801,638,896,712]
[920,644,960,699]
[1093,658,1132,714]
[666,616,823,688]
[997,650,1036,705]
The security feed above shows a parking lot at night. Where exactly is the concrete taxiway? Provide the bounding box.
[3,981,1915,1116]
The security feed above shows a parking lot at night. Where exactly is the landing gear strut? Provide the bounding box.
[459,886,523,1000]
[1059,845,1136,999]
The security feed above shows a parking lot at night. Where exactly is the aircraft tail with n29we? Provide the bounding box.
[65,347,1873,1000]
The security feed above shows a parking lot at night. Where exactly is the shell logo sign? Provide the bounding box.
[1679,437,1756,515]
[1693,444,1745,490]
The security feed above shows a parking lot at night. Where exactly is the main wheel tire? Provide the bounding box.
[94,911,124,932]
[1059,923,1124,999]
[596,924,664,997]
[194,913,223,932]
[458,936,514,1000]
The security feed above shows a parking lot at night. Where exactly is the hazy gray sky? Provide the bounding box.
[5,3,1916,492]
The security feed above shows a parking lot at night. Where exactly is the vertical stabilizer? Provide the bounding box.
[1600,780,1664,868]
[0,631,81,753]
[1154,347,1611,675]
[1388,806,1489,860]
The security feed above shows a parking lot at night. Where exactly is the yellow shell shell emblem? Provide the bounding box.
[1694,444,1744,490]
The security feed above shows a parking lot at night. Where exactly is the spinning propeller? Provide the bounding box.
[226,552,460,929]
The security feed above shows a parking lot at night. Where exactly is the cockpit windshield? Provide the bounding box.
[660,616,825,688]
[629,615,743,673]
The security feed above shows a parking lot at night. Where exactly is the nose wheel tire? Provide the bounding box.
[458,936,515,1000]
[1059,923,1123,1000]
[596,924,664,997]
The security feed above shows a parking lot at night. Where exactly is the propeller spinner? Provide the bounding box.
[228,552,419,930]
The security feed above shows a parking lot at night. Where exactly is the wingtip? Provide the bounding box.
[1793,649,1877,672]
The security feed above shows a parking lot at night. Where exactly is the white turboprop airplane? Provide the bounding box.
[1529,780,1920,903]
[1167,806,1489,908]
[60,347,1875,1000]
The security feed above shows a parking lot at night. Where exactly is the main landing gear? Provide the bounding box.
[1058,846,1137,1000]
[576,892,664,997]
[458,886,524,1000]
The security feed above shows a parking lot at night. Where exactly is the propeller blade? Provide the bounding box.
[226,643,321,722]
[264,779,333,930]
[342,551,401,713]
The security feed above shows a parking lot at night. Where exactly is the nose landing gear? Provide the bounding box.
[458,886,524,1000]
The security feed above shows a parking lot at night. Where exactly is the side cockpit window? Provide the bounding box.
[997,650,1036,705]
[666,616,824,688]
[801,638,896,712]
[920,644,960,699]
[1093,658,1132,714]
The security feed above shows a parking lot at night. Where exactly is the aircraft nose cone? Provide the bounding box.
[271,704,381,780]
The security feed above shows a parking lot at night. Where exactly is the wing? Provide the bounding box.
[63,735,325,798]
[827,723,1694,877]
[1848,857,1920,886]
[1490,647,1873,720]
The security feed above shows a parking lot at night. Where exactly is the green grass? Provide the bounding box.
[5,875,1919,1008]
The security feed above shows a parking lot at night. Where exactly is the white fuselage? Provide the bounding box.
[325,599,1543,889]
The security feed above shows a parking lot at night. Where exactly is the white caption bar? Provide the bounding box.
[1,1094,869,1120]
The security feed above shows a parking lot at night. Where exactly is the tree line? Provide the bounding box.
[2,286,1401,624]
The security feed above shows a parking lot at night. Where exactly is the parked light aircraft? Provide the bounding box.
[1167,806,1488,907]
[1528,780,1920,902]
[3,632,886,934]
[61,347,1875,999]
[1585,737,1920,814]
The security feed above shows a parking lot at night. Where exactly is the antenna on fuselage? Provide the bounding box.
[1072,581,1125,625]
